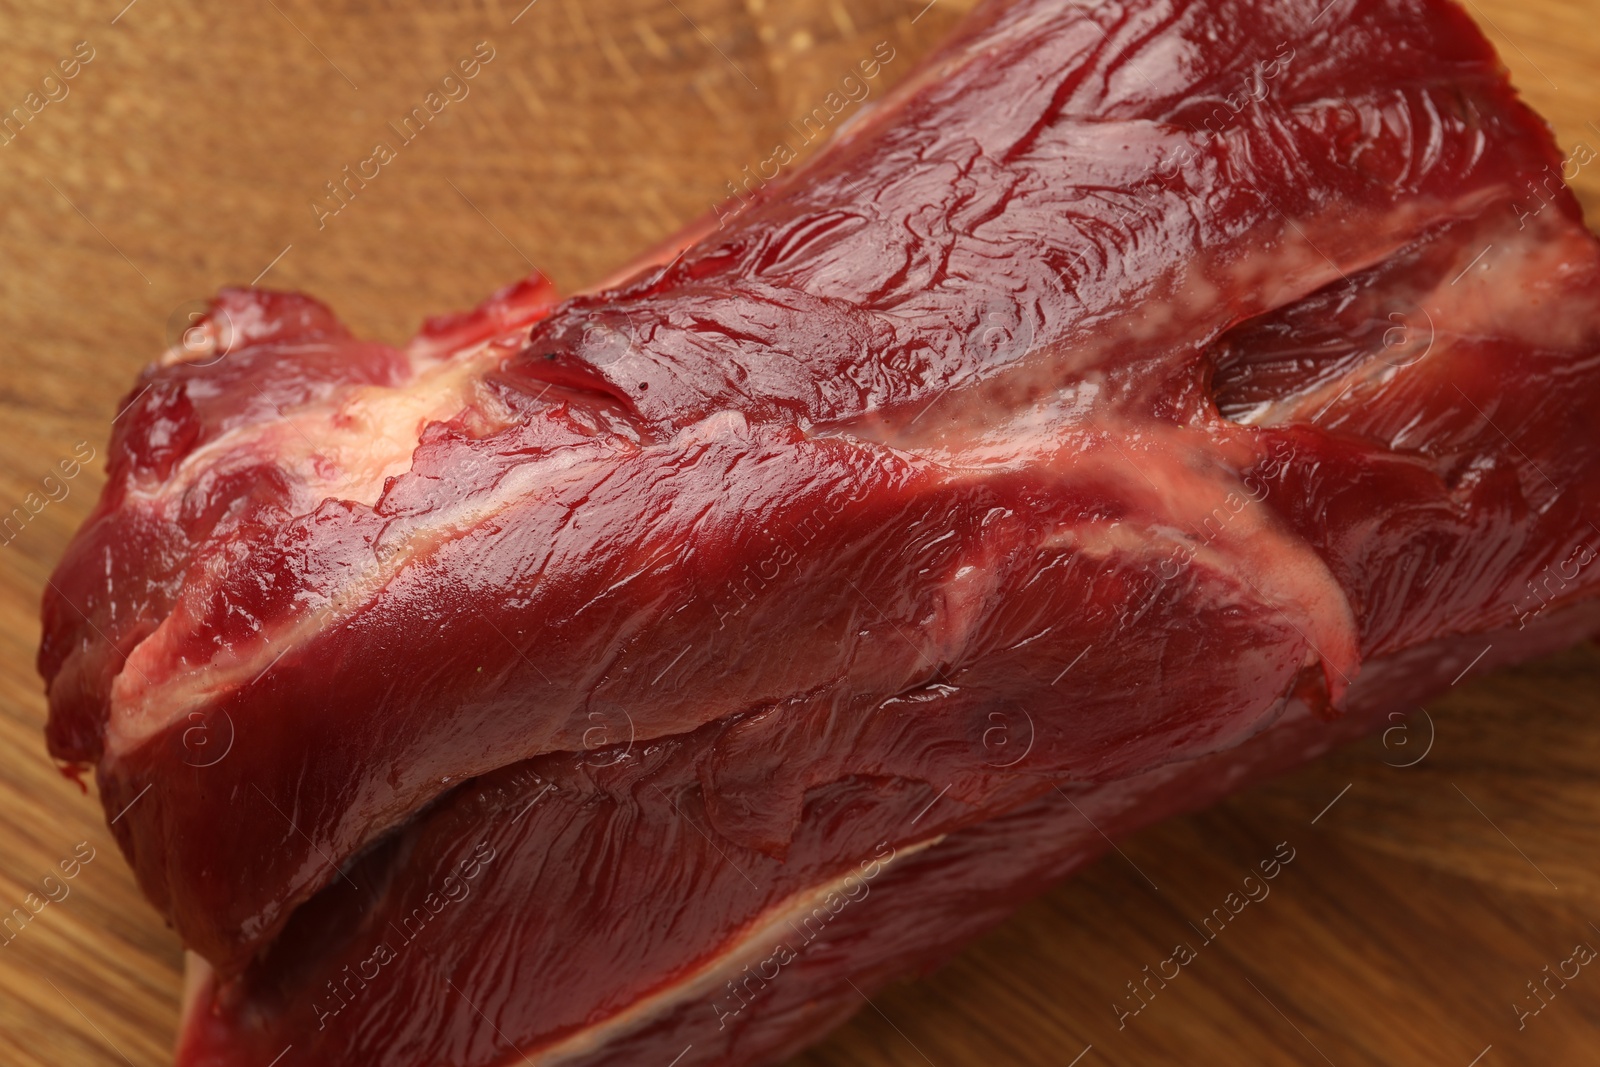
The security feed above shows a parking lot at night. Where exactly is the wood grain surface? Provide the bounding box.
[1,1,1598,1064]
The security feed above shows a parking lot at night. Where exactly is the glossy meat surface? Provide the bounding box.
[37,0,1600,1063]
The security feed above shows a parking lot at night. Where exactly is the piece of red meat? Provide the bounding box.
[37,0,1600,1063]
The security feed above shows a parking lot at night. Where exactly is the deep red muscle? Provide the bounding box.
[37,0,1600,1064]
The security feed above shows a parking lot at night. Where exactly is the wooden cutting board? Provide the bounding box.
[2,1,1598,1064]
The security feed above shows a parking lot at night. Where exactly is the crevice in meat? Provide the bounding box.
[36,0,1600,1064]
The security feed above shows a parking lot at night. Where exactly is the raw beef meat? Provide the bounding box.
[38,0,1600,1063]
